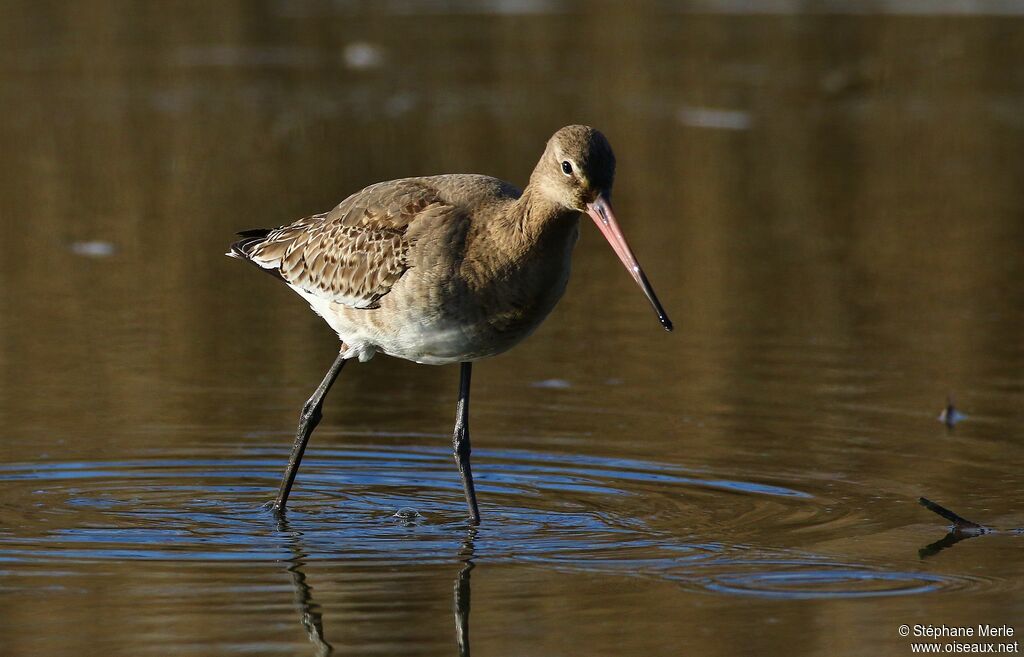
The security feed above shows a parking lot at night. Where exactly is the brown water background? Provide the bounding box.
[1,2,1023,656]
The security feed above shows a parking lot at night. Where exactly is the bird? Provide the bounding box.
[228,124,672,523]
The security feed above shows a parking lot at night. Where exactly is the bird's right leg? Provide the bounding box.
[452,362,482,524]
[273,348,348,514]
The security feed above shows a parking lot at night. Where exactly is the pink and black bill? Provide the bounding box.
[585,195,673,332]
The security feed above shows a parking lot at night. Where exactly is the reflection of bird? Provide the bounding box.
[453,528,476,657]
[277,518,477,657]
[229,125,672,522]
[278,518,333,656]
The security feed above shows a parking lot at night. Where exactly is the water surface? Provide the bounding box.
[1,2,1023,656]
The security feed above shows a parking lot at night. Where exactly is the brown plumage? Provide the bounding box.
[234,180,448,309]
[228,125,672,522]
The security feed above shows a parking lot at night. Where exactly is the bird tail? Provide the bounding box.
[226,228,272,260]
[226,228,286,282]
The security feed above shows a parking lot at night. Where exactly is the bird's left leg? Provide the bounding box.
[273,347,348,514]
[452,362,481,524]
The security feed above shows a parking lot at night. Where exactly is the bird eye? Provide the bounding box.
[561,160,573,176]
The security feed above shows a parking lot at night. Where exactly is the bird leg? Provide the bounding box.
[273,349,348,514]
[453,362,481,524]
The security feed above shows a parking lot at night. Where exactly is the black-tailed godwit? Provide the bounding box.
[228,125,672,523]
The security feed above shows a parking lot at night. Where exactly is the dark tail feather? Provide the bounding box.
[226,228,285,281]
[227,228,272,260]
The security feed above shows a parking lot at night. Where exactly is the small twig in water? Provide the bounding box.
[918,497,984,532]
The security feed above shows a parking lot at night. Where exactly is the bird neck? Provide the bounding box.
[509,184,578,247]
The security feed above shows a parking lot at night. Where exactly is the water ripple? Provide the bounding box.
[0,445,982,598]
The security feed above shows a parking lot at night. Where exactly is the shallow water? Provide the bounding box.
[1,2,1024,656]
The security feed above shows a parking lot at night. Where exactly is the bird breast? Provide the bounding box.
[353,216,580,365]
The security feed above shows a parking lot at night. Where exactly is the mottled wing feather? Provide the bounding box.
[246,179,449,309]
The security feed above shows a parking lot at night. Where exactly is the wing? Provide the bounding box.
[238,179,454,309]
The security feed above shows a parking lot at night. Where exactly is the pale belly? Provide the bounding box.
[367,316,526,365]
[294,271,569,365]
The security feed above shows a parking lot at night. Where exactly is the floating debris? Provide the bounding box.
[916,497,1024,559]
[919,497,985,533]
[69,240,116,258]
[342,42,385,70]
[938,395,967,428]
[531,378,571,389]
[677,105,752,131]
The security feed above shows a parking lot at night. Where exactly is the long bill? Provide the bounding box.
[585,195,673,332]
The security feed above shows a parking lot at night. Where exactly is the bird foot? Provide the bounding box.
[260,499,288,516]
